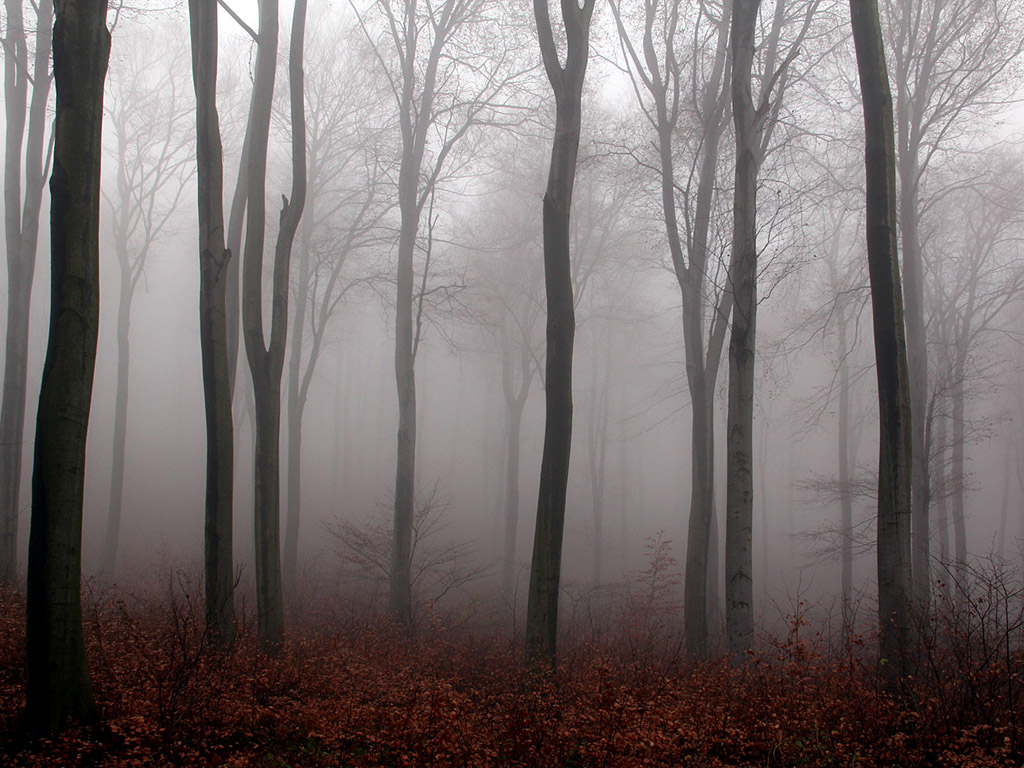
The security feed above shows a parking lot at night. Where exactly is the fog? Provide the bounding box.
[4,0,1024,644]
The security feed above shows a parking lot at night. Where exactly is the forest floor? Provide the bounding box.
[0,577,1021,768]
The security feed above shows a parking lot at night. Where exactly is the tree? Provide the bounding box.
[882,0,1024,606]
[100,35,193,573]
[525,0,596,665]
[356,0,526,629]
[189,0,236,645]
[0,0,53,585]
[240,0,307,652]
[283,22,394,595]
[607,0,734,659]
[925,159,1024,582]
[849,0,914,679]
[723,0,761,658]
[25,0,110,731]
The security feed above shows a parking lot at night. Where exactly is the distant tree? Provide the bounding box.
[283,22,395,595]
[0,0,53,585]
[240,0,307,652]
[925,159,1024,582]
[25,0,110,732]
[849,0,914,680]
[100,35,193,573]
[525,0,596,665]
[882,0,1024,607]
[355,0,527,629]
[189,0,236,645]
[607,0,734,657]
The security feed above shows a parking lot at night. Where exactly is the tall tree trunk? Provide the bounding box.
[26,0,109,731]
[725,0,760,658]
[897,147,930,609]
[837,307,855,611]
[950,350,967,583]
[241,0,306,652]
[501,388,527,601]
[390,157,418,629]
[525,0,595,665]
[1,0,53,585]
[190,0,235,647]
[101,274,132,573]
[933,409,951,605]
[283,207,315,596]
[849,0,914,680]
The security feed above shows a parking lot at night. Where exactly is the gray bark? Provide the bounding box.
[241,0,307,652]
[608,0,733,659]
[1,0,53,585]
[850,0,914,680]
[26,0,109,731]
[189,0,235,646]
[724,0,760,658]
[525,0,595,665]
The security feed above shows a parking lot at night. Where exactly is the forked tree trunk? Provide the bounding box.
[26,0,109,731]
[849,0,914,681]
[724,0,760,658]
[189,0,236,647]
[1,0,53,585]
[525,0,595,665]
[241,0,307,652]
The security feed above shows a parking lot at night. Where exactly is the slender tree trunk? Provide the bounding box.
[933,409,951,604]
[390,158,418,628]
[951,352,967,580]
[283,209,315,596]
[899,156,929,609]
[725,0,760,658]
[838,307,854,609]
[850,0,914,680]
[684,377,716,655]
[190,0,236,647]
[26,0,109,731]
[525,0,595,665]
[101,276,132,572]
[501,395,526,600]
[241,0,306,652]
[1,0,53,585]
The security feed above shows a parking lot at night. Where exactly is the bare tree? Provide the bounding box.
[100,35,194,573]
[355,0,528,629]
[926,159,1024,582]
[882,0,1024,607]
[607,0,734,657]
[0,0,53,584]
[325,485,485,627]
[849,0,914,680]
[283,23,395,594]
[240,0,307,652]
[525,0,596,665]
[25,0,110,732]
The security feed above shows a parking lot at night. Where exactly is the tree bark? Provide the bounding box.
[101,272,132,572]
[525,0,595,665]
[26,0,109,731]
[837,306,855,610]
[500,341,531,600]
[1,0,53,585]
[241,0,306,652]
[724,0,760,658]
[849,0,914,680]
[189,0,235,646]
